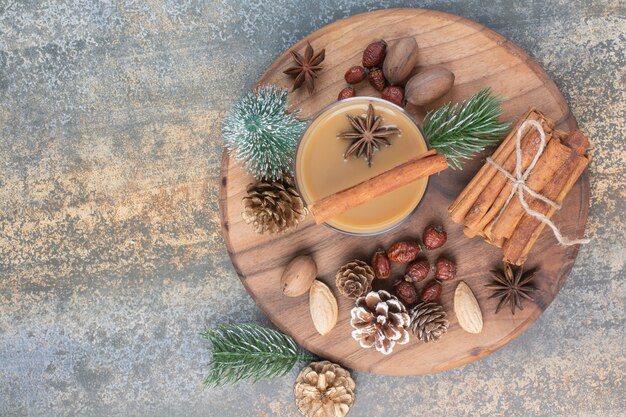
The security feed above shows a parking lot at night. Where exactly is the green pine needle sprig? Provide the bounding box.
[223,85,307,181]
[424,87,511,169]
[201,323,317,388]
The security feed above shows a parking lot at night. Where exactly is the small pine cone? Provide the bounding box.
[336,259,374,299]
[294,360,356,417]
[241,175,307,234]
[350,290,411,355]
[409,302,449,343]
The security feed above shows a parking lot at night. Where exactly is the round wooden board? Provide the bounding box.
[219,8,589,375]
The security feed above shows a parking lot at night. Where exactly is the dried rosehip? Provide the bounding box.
[337,87,356,101]
[371,248,391,279]
[423,224,447,250]
[405,258,431,283]
[435,257,457,280]
[420,280,442,302]
[344,66,367,84]
[382,86,404,107]
[368,68,386,91]
[363,40,387,68]
[394,280,418,305]
[387,241,421,264]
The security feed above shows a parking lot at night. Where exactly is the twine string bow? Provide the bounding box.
[486,119,590,246]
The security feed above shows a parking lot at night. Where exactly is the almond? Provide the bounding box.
[281,255,317,297]
[454,281,483,334]
[309,280,338,335]
[405,66,455,106]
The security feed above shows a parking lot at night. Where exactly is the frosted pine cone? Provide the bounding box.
[335,259,375,299]
[350,290,410,355]
[409,302,449,343]
[241,174,307,234]
[294,361,356,417]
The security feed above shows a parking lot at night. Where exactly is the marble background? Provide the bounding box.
[0,0,624,416]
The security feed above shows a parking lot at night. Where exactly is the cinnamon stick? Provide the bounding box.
[486,138,575,241]
[309,150,448,225]
[503,131,590,264]
[448,109,544,223]
[463,116,555,236]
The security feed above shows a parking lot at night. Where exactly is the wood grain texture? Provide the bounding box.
[218,9,589,375]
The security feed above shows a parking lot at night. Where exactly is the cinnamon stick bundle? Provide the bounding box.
[502,131,590,264]
[448,109,591,265]
[310,150,448,225]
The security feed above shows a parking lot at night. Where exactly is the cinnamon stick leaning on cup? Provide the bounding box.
[309,149,448,225]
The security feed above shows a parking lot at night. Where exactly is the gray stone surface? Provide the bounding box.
[0,0,624,416]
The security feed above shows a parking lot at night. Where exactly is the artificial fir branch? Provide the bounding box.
[201,323,317,388]
[222,85,307,181]
[424,87,511,169]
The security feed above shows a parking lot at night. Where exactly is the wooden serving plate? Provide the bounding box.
[219,9,589,375]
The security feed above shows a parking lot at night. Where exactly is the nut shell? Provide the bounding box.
[309,280,339,336]
[281,255,317,297]
[405,66,455,106]
[382,37,419,85]
[454,281,483,334]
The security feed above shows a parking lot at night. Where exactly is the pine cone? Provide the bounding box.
[294,360,356,417]
[336,259,374,299]
[409,302,449,343]
[241,175,307,234]
[350,290,410,355]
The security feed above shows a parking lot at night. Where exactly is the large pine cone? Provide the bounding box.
[294,361,356,417]
[350,290,410,355]
[241,175,307,234]
[409,302,449,343]
[336,259,374,299]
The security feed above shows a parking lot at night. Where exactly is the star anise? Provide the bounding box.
[338,104,400,166]
[283,42,325,94]
[486,263,538,315]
